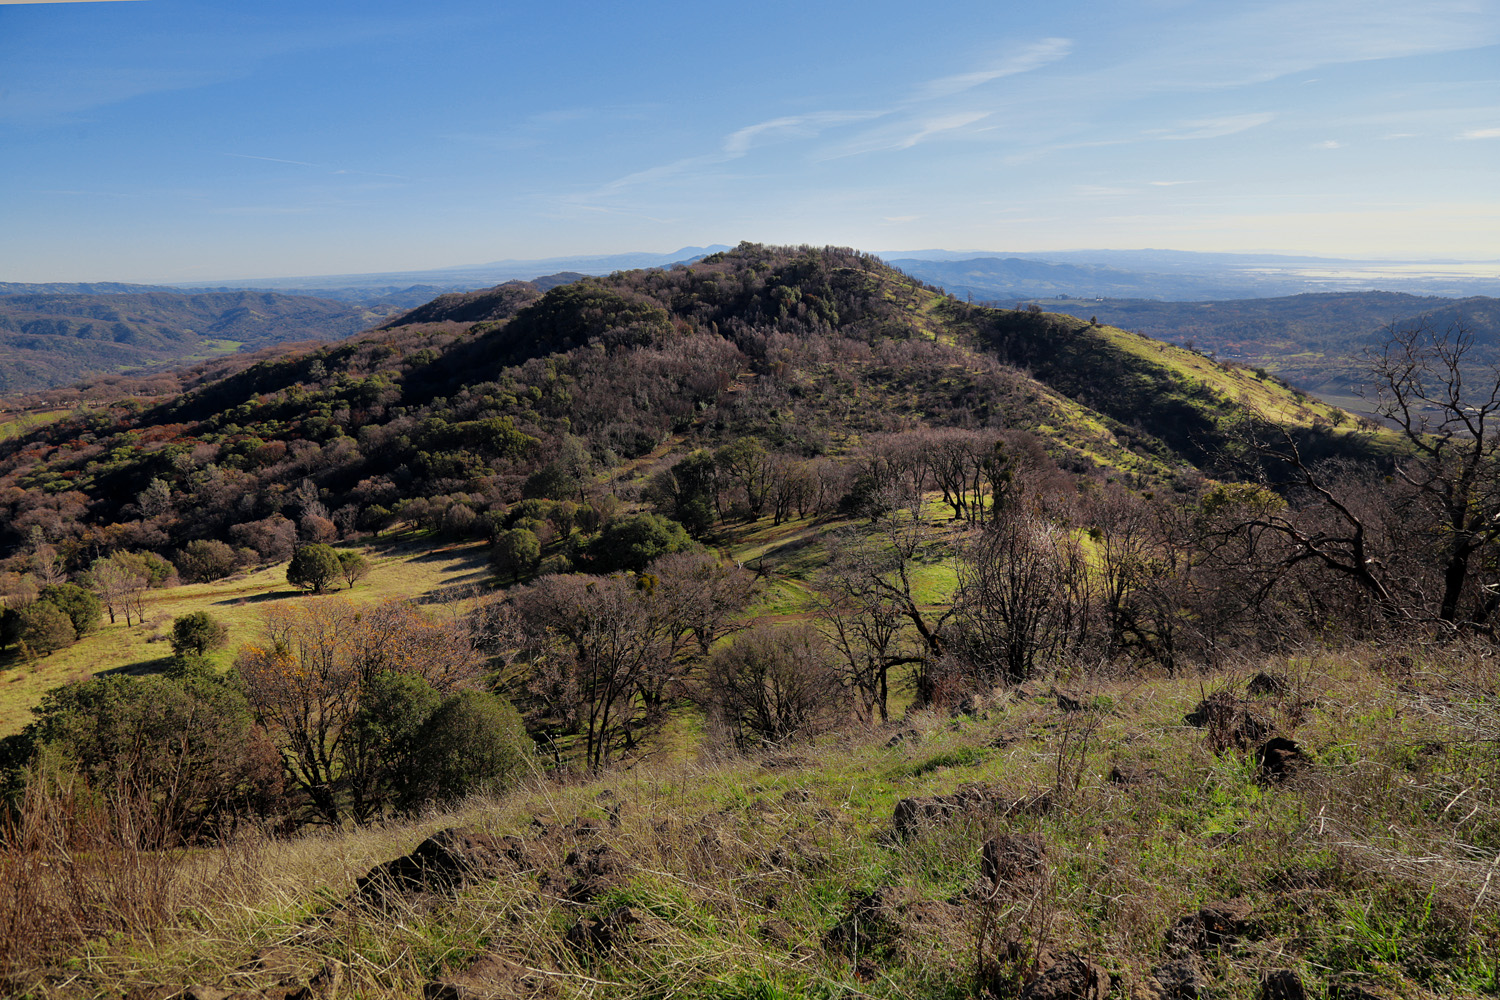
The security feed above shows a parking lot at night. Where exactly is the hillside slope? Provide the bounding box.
[0,243,1381,568]
[0,290,381,393]
[1019,292,1500,406]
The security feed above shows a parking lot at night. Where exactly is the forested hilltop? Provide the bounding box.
[2,244,1498,999]
[0,243,1369,569]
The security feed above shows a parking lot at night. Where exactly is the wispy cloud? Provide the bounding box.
[1149,112,1276,141]
[917,38,1073,100]
[227,153,322,168]
[722,111,881,156]
[579,38,1070,202]
[226,152,404,180]
[1459,126,1500,139]
[1315,139,1344,148]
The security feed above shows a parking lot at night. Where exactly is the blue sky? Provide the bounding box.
[2,0,1498,282]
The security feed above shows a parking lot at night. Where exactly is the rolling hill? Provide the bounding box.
[0,289,383,393]
[0,242,1379,574]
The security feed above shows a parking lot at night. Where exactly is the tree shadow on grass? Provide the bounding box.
[407,544,489,566]
[212,588,304,606]
[96,654,175,679]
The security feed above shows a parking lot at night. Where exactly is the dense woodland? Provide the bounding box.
[0,241,1495,836]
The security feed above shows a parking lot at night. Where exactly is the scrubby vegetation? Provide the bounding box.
[0,244,1496,997]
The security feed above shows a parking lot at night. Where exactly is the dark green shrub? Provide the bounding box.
[407,691,531,806]
[170,611,229,657]
[174,539,239,583]
[336,549,370,589]
[18,602,76,656]
[23,672,282,838]
[37,583,103,640]
[286,543,341,593]
[586,513,697,573]
[342,671,442,822]
[491,528,541,584]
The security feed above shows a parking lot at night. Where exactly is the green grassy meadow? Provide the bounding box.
[0,410,72,442]
[0,536,494,736]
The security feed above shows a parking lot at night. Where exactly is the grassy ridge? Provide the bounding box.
[9,644,1496,998]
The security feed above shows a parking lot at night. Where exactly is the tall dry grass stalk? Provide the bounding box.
[0,773,185,977]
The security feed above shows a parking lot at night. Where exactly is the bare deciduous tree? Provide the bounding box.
[515,553,752,770]
[949,508,1093,686]
[1370,320,1500,625]
[704,624,843,749]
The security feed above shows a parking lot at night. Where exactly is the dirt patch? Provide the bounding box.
[1185,692,1272,752]
[893,782,1052,838]
[424,953,556,1000]
[349,827,513,908]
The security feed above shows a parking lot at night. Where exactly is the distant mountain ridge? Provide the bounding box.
[167,246,733,297]
[888,250,1500,300]
[1032,291,1500,411]
[0,281,183,297]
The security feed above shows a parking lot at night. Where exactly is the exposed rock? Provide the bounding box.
[423,953,556,1000]
[1019,953,1111,1000]
[1108,762,1164,787]
[823,889,899,960]
[540,842,623,904]
[1260,969,1308,1000]
[1255,737,1308,784]
[981,833,1047,888]
[1247,671,1290,697]
[1136,958,1206,999]
[951,694,981,717]
[893,783,1052,838]
[1166,900,1252,953]
[350,827,510,907]
[1184,692,1272,751]
[563,906,638,952]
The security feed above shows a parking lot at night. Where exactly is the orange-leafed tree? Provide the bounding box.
[234,598,482,824]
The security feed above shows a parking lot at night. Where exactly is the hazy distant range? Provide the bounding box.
[4,244,1498,398]
[171,245,1500,303]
